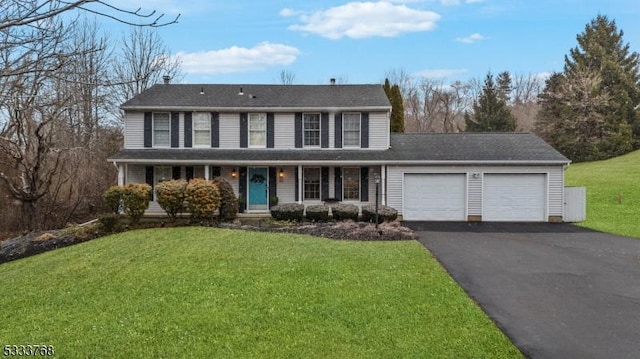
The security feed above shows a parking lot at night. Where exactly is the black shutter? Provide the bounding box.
[239,167,247,212]
[361,112,369,148]
[321,167,329,201]
[144,112,152,147]
[334,113,342,148]
[267,113,275,148]
[184,112,192,148]
[185,166,194,181]
[360,167,369,202]
[171,112,179,147]
[239,113,248,148]
[294,112,302,148]
[172,166,181,180]
[211,112,219,148]
[269,167,277,208]
[210,166,221,178]
[145,166,154,201]
[294,167,299,202]
[321,112,329,148]
[335,167,342,200]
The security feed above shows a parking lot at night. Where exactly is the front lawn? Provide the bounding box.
[0,227,521,358]
[565,149,640,238]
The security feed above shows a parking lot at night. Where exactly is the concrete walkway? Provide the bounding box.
[406,222,640,359]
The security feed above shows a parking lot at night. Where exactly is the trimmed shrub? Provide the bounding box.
[98,213,125,234]
[103,185,124,214]
[305,204,330,222]
[185,178,221,220]
[361,204,398,223]
[331,203,359,221]
[156,179,187,220]
[122,183,151,224]
[270,203,304,221]
[212,177,238,222]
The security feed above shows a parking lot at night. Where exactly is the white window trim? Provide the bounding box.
[152,112,171,148]
[248,113,267,148]
[303,113,321,148]
[342,112,361,148]
[192,112,211,148]
[303,167,321,200]
[342,167,361,201]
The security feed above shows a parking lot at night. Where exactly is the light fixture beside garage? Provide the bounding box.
[472,173,481,178]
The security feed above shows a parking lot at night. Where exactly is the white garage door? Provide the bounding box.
[483,174,546,222]
[403,174,466,221]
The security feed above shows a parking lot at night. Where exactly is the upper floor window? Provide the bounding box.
[303,167,321,200]
[193,113,210,147]
[343,167,360,200]
[303,113,321,147]
[153,112,170,147]
[249,113,266,147]
[343,113,361,147]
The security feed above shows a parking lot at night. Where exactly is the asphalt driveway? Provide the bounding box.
[405,222,640,359]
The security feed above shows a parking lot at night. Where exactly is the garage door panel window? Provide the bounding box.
[342,167,360,201]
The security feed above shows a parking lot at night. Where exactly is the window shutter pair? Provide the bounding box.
[240,113,275,148]
[334,112,369,148]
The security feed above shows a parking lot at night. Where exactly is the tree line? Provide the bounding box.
[0,1,182,235]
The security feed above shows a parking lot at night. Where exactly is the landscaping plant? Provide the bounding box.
[121,183,151,224]
[155,179,187,221]
[212,177,238,222]
[185,179,221,221]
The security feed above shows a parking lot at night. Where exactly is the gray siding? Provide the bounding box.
[124,112,144,149]
[219,113,239,148]
[387,165,565,220]
[126,164,145,183]
[368,111,389,150]
[277,167,296,204]
[274,113,295,149]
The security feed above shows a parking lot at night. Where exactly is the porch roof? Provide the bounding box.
[109,133,570,166]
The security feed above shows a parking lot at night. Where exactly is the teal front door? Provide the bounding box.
[248,167,268,211]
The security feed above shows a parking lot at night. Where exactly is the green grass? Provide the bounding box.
[0,227,521,358]
[565,149,640,238]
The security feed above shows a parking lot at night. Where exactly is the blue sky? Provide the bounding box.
[107,0,640,84]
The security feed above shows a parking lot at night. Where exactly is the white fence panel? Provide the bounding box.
[564,187,586,222]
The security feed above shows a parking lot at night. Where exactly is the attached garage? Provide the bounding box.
[483,174,546,222]
[403,174,466,221]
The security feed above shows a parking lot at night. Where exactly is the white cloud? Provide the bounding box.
[175,42,300,75]
[455,33,485,43]
[415,68,468,78]
[279,8,300,17]
[439,0,483,5]
[284,2,441,39]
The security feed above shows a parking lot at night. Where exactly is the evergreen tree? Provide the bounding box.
[465,72,517,132]
[383,78,405,133]
[564,14,640,148]
[496,71,512,104]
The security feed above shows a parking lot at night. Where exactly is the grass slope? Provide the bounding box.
[0,227,521,358]
[565,149,640,238]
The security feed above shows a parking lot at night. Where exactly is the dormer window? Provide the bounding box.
[153,112,170,147]
[249,113,266,147]
[303,113,321,147]
[343,113,361,147]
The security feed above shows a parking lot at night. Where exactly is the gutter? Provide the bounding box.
[107,158,570,166]
[119,106,392,112]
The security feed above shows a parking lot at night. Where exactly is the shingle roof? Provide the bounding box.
[121,84,391,110]
[109,133,569,164]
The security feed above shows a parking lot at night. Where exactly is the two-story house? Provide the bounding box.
[109,82,571,222]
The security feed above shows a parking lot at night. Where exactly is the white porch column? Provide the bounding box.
[204,165,210,180]
[297,165,303,204]
[381,165,386,206]
[117,164,125,186]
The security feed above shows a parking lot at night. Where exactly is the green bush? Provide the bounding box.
[156,179,187,221]
[331,203,360,221]
[122,183,151,224]
[98,214,125,234]
[270,203,304,221]
[103,185,124,214]
[212,177,238,222]
[185,178,221,220]
[305,204,330,222]
[361,205,398,223]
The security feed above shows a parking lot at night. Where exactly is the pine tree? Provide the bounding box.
[465,72,517,132]
[383,78,405,133]
[496,71,512,104]
[564,14,640,148]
